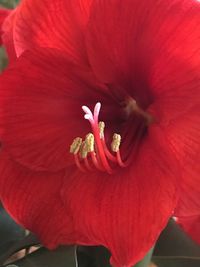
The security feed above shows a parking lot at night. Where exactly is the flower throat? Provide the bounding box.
[70,100,153,174]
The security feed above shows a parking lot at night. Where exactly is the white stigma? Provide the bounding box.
[82,102,102,124]
[94,102,101,122]
[82,105,94,123]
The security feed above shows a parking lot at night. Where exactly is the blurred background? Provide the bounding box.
[0,0,19,72]
[0,0,18,8]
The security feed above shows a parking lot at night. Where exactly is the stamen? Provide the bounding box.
[70,101,150,174]
[111,133,121,152]
[91,151,104,171]
[84,157,94,171]
[99,121,117,162]
[74,154,86,172]
[111,134,128,167]
[79,141,88,159]
[102,140,117,162]
[85,133,95,152]
[82,103,113,174]
[116,151,127,168]
[70,137,82,154]
[99,121,105,139]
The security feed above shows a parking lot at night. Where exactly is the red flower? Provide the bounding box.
[0,7,11,46]
[0,0,200,266]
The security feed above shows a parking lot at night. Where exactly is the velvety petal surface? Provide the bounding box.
[167,106,200,217]
[86,0,200,228]
[0,48,115,171]
[61,125,179,267]
[163,104,200,244]
[86,0,200,113]
[0,124,179,266]
[0,7,10,45]
[12,0,92,64]
[0,152,74,249]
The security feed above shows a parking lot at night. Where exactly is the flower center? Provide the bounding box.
[70,99,153,174]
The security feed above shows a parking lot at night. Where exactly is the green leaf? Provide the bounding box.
[2,246,77,267]
[154,219,200,257]
[0,206,25,265]
[0,233,39,265]
[0,47,8,73]
[0,0,19,9]
[134,248,154,267]
[0,205,38,265]
[0,205,25,248]
[78,246,111,267]
[77,246,154,267]
[152,219,200,267]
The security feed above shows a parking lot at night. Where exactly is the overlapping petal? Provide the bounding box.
[61,125,179,266]
[0,47,117,171]
[163,105,200,241]
[167,106,200,217]
[164,105,200,245]
[85,1,200,220]
[86,0,200,111]
[0,126,179,266]
[0,152,74,249]
[12,0,92,64]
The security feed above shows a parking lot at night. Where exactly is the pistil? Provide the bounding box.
[70,100,152,174]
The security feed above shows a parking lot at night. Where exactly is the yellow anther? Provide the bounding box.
[99,121,105,139]
[111,133,121,152]
[80,141,88,158]
[70,137,82,154]
[85,133,95,152]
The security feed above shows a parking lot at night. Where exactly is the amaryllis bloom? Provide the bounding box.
[0,0,200,266]
[0,8,10,45]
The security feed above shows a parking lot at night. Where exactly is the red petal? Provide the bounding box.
[149,0,200,123]
[13,0,92,64]
[0,124,178,266]
[165,106,200,217]
[86,0,200,108]
[86,0,139,84]
[0,152,74,248]
[61,125,179,266]
[176,216,200,244]
[0,48,110,171]
[0,8,10,45]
